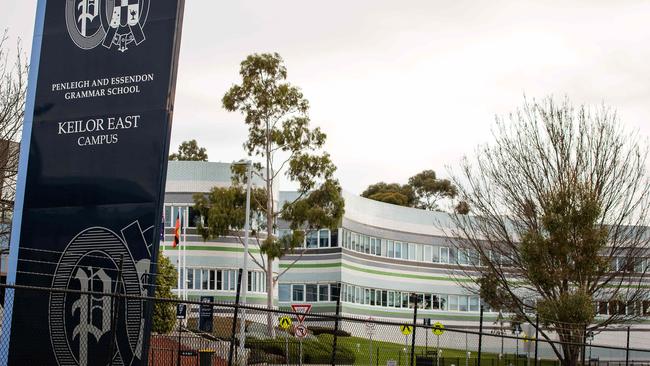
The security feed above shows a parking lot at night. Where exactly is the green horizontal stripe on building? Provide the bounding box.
[279,303,498,321]
[280,262,474,283]
[280,262,650,289]
[162,246,261,253]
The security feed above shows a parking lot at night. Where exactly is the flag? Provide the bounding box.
[173,212,180,248]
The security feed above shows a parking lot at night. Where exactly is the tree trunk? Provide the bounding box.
[266,254,275,337]
[265,125,276,337]
[558,328,581,366]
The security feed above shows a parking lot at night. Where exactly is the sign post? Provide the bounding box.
[291,304,311,366]
[1,0,186,365]
[432,322,445,366]
[400,324,412,364]
[279,316,292,366]
[366,317,376,366]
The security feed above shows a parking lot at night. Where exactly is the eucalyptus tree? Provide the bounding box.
[198,53,344,334]
[168,139,208,161]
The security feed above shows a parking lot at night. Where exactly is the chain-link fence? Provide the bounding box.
[1,282,650,366]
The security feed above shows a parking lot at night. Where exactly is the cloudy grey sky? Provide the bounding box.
[3,1,650,193]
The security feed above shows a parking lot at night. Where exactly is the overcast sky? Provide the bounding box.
[3,1,650,194]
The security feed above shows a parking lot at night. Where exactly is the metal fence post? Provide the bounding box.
[410,293,419,366]
[228,268,244,366]
[478,306,484,366]
[625,326,630,366]
[331,289,341,366]
[534,316,539,366]
[582,324,587,366]
[176,318,182,366]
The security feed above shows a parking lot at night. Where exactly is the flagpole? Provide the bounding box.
[183,208,187,300]
[177,219,181,298]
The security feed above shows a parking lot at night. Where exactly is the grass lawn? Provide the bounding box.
[335,336,558,366]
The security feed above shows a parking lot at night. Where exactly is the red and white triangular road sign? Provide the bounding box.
[291,304,312,323]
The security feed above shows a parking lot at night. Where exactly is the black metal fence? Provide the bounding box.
[1,281,650,366]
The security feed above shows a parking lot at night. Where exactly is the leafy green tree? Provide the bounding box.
[361,182,415,207]
[209,53,344,334]
[448,97,650,365]
[408,170,458,210]
[361,170,458,211]
[152,250,178,333]
[168,139,208,161]
[454,200,470,215]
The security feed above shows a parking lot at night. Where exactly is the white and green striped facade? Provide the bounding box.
[162,161,491,323]
[162,161,650,325]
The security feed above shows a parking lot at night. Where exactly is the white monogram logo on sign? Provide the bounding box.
[71,267,112,366]
[49,222,152,366]
[65,0,150,52]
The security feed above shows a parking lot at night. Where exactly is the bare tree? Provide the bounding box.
[446,97,650,365]
[0,30,27,252]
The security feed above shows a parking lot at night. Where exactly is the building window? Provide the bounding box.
[388,241,394,258]
[292,285,305,302]
[402,293,409,308]
[408,243,416,261]
[331,284,340,301]
[469,296,480,312]
[202,269,209,290]
[188,207,200,228]
[432,246,440,262]
[229,270,237,291]
[439,295,448,310]
[186,269,194,290]
[459,295,469,311]
[440,247,449,263]
[279,284,291,302]
[306,284,318,302]
[449,295,459,311]
[306,231,318,248]
[319,284,330,301]
[209,270,215,290]
[395,242,402,259]
[319,229,330,247]
[458,250,468,265]
[425,294,432,309]
[164,206,173,227]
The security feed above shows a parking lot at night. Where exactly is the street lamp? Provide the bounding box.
[587,330,595,363]
[233,159,253,356]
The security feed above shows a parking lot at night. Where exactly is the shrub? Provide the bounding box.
[308,326,352,337]
[246,334,355,364]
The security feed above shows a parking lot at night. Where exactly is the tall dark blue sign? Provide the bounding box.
[1,0,185,365]
[199,296,214,333]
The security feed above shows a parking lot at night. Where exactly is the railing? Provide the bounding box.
[1,281,649,366]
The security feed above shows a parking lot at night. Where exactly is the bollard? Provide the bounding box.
[199,349,215,366]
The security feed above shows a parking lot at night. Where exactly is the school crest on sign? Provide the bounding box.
[65,0,150,52]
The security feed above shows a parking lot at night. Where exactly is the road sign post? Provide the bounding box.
[432,322,445,366]
[279,316,292,366]
[290,303,311,366]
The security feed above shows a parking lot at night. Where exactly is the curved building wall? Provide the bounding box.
[163,161,277,305]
